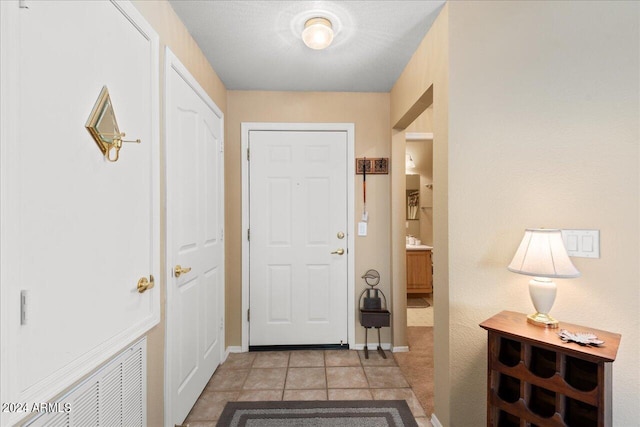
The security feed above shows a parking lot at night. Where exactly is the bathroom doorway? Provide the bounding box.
[398,107,435,414]
[404,107,434,328]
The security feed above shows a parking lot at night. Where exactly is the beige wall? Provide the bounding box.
[446,1,639,425]
[131,2,227,426]
[390,3,450,424]
[225,91,391,347]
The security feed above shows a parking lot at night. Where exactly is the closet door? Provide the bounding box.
[0,2,160,425]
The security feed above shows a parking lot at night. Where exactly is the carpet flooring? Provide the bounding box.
[394,327,433,415]
[216,400,418,426]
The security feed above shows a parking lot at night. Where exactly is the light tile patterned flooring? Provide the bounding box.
[407,306,433,327]
[185,349,433,426]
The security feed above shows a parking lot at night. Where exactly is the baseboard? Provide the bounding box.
[430,413,443,427]
[350,342,391,351]
[392,346,409,353]
[225,346,243,360]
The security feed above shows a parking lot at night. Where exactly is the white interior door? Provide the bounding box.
[249,130,348,346]
[0,3,159,425]
[165,50,224,426]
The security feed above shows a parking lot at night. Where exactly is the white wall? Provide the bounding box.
[448,1,639,425]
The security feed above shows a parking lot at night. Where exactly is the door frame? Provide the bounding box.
[241,122,355,351]
[164,48,225,427]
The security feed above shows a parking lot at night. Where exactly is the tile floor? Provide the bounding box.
[185,349,433,427]
[407,306,433,327]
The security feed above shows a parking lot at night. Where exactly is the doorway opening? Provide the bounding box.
[395,103,437,416]
[404,110,434,330]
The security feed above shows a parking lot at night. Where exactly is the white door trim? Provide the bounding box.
[164,47,225,427]
[241,122,355,351]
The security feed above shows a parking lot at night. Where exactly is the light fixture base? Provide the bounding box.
[527,312,559,328]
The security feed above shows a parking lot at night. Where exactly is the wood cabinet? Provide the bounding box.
[406,249,432,293]
[480,311,621,427]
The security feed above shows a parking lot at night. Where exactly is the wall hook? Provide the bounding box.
[85,86,141,162]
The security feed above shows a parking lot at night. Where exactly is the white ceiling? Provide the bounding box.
[168,0,446,92]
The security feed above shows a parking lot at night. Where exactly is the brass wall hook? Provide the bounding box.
[85,86,141,162]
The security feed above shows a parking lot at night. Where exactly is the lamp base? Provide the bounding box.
[527,312,559,328]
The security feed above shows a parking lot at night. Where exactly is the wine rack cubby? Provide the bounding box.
[480,311,621,427]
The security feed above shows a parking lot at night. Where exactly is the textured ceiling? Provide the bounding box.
[169,0,446,92]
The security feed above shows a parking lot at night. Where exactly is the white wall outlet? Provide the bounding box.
[561,229,600,258]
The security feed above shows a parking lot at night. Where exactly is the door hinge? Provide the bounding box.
[247,228,250,241]
[247,147,250,161]
[247,309,250,322]
[219,140,224,153]
[220,228,224,241]
[19,0,30,9]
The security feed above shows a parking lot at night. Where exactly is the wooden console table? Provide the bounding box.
[480,311,621,427]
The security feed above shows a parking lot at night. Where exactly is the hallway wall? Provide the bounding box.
[446,1,639,425]
[391,4,450,424]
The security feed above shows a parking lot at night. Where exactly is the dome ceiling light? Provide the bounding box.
[302,17,334,50]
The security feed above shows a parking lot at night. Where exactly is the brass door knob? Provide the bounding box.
[331,248,345,255]
[137,275,155,293]
[174,264,192,277]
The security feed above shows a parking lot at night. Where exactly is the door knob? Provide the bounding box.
[331,248,345,255]
[137,275,155,293]
[174,264,192,277]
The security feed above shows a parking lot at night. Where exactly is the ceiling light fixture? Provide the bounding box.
[302,17,334,50]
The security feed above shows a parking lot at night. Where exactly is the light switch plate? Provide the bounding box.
[561,229,600,258]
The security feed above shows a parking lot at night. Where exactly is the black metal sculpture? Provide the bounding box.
[358,269,391,359]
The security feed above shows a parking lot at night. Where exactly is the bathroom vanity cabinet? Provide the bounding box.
[406,247,432,294]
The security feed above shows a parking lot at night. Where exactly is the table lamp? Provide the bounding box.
[508,228,580,328]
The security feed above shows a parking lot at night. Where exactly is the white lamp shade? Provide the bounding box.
[508,229,580,278]
[302,17,334,50]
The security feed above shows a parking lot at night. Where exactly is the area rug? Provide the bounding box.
[216,400,418,426]
[407,297,430,308]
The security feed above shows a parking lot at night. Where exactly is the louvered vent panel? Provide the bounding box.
[71,383,99,426]
[122,347,144,427]
[24,339,146,427]
[43,412,68,427]
[100,364,122,427]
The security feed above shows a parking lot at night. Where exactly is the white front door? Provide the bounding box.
[165,50,224,426]
[249,130,348,346]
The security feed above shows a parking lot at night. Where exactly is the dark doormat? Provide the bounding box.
[407,297,430,308]
[216,400,418,426]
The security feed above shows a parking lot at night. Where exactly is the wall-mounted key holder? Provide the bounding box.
[85,86,141,162]
[356,157,389,175]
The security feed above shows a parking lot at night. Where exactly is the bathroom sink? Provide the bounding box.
[406,244,433,251]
